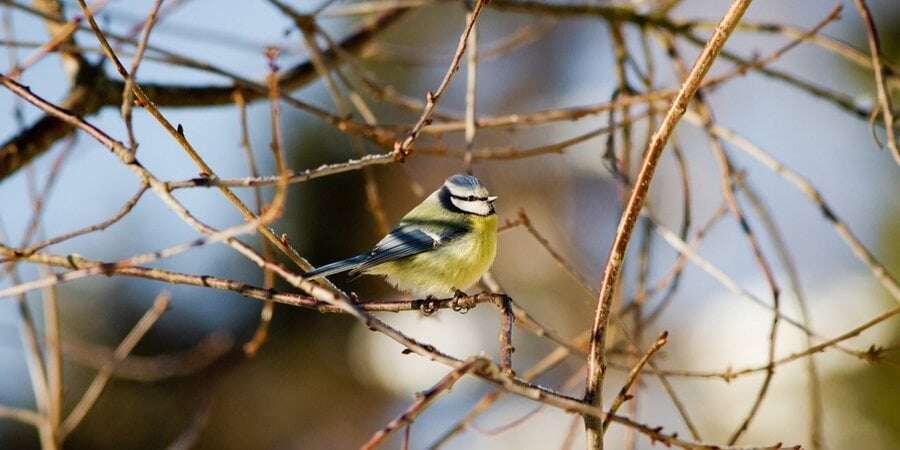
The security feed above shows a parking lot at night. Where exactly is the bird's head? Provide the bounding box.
[440,174,497,216]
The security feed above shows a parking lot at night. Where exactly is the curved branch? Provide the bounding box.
[0,68,109,180]
[0,7,408,182]
[105,8,409,107]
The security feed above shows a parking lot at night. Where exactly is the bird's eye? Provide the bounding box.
[467,195,476,201]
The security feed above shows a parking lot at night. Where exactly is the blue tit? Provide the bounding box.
[304,174,498,297]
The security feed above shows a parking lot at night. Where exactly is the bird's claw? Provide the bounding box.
[451,289,475,313]
[421,296,438,316]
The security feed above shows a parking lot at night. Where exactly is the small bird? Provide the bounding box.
[304,174,498,298]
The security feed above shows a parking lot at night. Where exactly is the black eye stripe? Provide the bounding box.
[450,194,489,202]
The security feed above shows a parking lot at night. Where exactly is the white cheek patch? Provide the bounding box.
[451,197,491,216]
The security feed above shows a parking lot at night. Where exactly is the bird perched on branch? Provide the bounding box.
[305,174,498,298]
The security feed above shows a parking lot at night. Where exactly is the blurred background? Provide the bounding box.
[0,0,898,449]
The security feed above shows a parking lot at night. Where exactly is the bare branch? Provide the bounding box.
[392,0,486,160]
[602,331,668,431]
[61,292,171,437]
[0,4,408,182]
[362,358,482,450]
[851,0,900,164]
[584,2,753,447]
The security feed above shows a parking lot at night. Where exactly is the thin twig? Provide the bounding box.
[0,212,292,299]
[560,414,581,450]
[428,332,591,449]
[0,246,507,314]
[39,264,62,443]
[120,0,163,152]
[233,88,275,357]
[13,273,53,450]
[4,217,51,449]
[497,295,514,374]
[851,0,900,164]
[657,30,781,445]
[683,112,900,304]
[268,0,393,235]
[242,48,290,356]
[165,393,214,450]
[0,404,45,427]
[463,4,478,173]
[65,332,233,382]
[602,331,668,431]
[61,292,171,437]
[5,183,148,262]
[392,0,486,160]
[584,2,754,448]
[361,358,482,450]
[73,0,312,278]
[467,365,586,437]
[738,179,825,450]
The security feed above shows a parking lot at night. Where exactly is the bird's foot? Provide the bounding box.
[451,289,476,313]
[420,295,438,316]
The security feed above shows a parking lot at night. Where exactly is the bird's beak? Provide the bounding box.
[487,195,498,203]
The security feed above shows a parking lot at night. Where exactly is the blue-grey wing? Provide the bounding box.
[350,225,465,275]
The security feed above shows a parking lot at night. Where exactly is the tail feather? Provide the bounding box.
[304,254,368,279]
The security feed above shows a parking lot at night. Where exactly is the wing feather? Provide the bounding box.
[349,224,466,275]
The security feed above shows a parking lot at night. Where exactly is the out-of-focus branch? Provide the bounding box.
[0,68,109,181]
[65,332,234,382]
[738,179,826,449]
[30,0,85,79]
[362,358,482,450]
[0,0,102,181]
[60,293,171,437]
[583,1,753,448]
[0,3,892,449]
[0,404,45,427]
[851,0,900,164]
[683,112,900,304]
[392,0,486,160]
[0,6,408,182]
[106,6,410,107]
[486,0,874,123]
[655,28,782,445]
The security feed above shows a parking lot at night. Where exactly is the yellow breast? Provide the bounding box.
[366,214,498,297]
